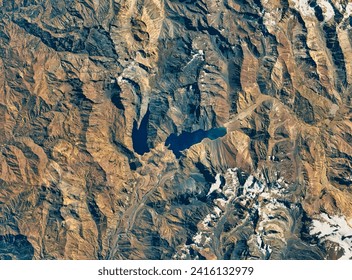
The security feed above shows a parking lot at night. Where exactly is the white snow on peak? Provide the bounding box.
[204,236,212,245]
[193,232,203,244]
[207,173,222,196]
[201,214,212,228]
[183,49,205,70]
[256,233,272,256]
[263,11,277,29]
[191,49,205,61]
[188,167,292,259]
[310,213,352,260]
[243,175,254,189]
[346,3,352,18]
[260,192,271,199]
[213,206,222,217]
[317,0,335,22]
[291,0,315,17]
[215,198,227,209]
[243,176,265,198]
[256,233,263,248]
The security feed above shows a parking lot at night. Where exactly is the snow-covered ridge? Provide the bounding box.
[207,173,222,196]
[346,3,352,18]
[310,213,352,260]
[317,0,335,22]
[290,0,352,22]
[175,166,351,260]
[291,0,315,17]
[173,168,289,259]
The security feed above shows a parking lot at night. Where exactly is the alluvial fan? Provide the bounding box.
[0,0,351,259]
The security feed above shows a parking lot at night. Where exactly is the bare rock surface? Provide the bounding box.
[0,0,351,259]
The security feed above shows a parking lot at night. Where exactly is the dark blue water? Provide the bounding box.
[132,109,150,155]
[165,127,227,158]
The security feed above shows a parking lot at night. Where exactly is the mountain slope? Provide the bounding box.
[0,0,351,259]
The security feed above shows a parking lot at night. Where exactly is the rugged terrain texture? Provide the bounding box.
[0,0,351,259]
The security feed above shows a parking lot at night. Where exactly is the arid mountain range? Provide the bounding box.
[0,0,351,259]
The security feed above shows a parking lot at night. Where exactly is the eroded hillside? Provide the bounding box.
[0,0,351,259]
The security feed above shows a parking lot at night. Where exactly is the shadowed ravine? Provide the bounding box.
[0,0,351,260]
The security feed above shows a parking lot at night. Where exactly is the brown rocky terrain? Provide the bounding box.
[0,0,351,259]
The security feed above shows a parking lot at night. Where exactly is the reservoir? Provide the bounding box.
[165,127,227,158]
[132,109,150,155]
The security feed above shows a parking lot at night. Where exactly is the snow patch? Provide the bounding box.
[243,176,264,198]
[263,12,277,29]
[346,3,352,18]
[317,0,335,22]
[213,206,222,217]
[256,233,272,256]
[204,236,212,245]
[215,198,228,209]
[192,167,293,259]
[260,192,271,199]
[207,174,222,196]
[243,175,254,189]
[192,49,205,60]
[347,3,352,14]
[201,214,212,228]
[292,0,315,17]
[310,213,352,260]
[193,232,202,244]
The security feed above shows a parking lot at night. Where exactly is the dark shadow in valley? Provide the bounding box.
[0,234,34,260]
